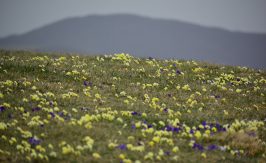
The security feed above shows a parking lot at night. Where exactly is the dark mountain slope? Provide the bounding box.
[0,14,265,68]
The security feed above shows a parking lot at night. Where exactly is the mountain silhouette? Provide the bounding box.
[0,14,266,69]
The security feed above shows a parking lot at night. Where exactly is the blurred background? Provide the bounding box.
[0,0,266,69]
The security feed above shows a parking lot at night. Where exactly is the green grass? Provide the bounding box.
[0,49,265,162]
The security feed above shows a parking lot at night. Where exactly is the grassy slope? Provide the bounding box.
[0,50,265,162]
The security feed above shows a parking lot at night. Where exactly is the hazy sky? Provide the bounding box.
[0,0,266,38]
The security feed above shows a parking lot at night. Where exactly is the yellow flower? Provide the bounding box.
[83,136,94,150]
[48,144,54,149]
[158,149,164,156]
[142,113,147,117]
[92,152,101,159]
[123,159,132,163]
[72,108,78,113]
[127,136,135,141]
[0,122,7,130]
[201,153,207,158]
[149,141,154,147]
[95,93,101,99]
[151,97,159,103]
[194,131,201,139]
[131,145,145,152]
[223,110,229,115]
[236,89,242,93]
[119,154,126,159]
[182,84,191,91]
[36,145,46,153]
[108,142,118,149]
[158,121,165,127]
[145,128,154,134]
[2,103,11,108]
[21,130,32,138]
[172,155,179,161]
[124,99,129,104]
[49,151,57,157]
[62,145,74,155]
[126,144,133,150]
[230,150,235,155]
[116,117,123,123]
[30,94,40,101]
[204,129,211,136]
[198,124,204,129]
[3,80,13,86]
[172,146,179,153]
[144,152,154,160]
[135,121,142,128]
[1,135,7,140]
[120,91,127,96]
[9,137,17,145]
[152,136,160,143]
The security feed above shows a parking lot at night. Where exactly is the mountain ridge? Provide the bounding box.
[0,14,265,69]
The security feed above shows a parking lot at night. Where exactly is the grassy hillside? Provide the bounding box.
[0,50,265,162]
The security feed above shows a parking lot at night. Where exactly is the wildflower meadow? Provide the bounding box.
[0,50,265,162]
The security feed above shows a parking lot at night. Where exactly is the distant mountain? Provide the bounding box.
[0,14,265,69]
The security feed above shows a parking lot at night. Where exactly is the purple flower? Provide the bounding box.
[131,111,138,116]
[176,69,181,75]
[208,144,218,150]
[49,112,55,118]
[209,123,214,128]
[32,107,41,112]
[193,143,204,151]
[84,81,88,86]
[166,126,173,131]
[118,144,127,150]
[58,112,64,117]
[29,137,41,146]
[202,121,207,126]
[131,124,136,129]
[164,151,171,156]
[84,81,93,87]
[165,126,181,133]
[163,108,168,113]
[173,127,180,133]
[215,123,226,132]
[0,106,5,112]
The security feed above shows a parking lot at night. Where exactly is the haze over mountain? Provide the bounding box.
[0,14,265,69]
